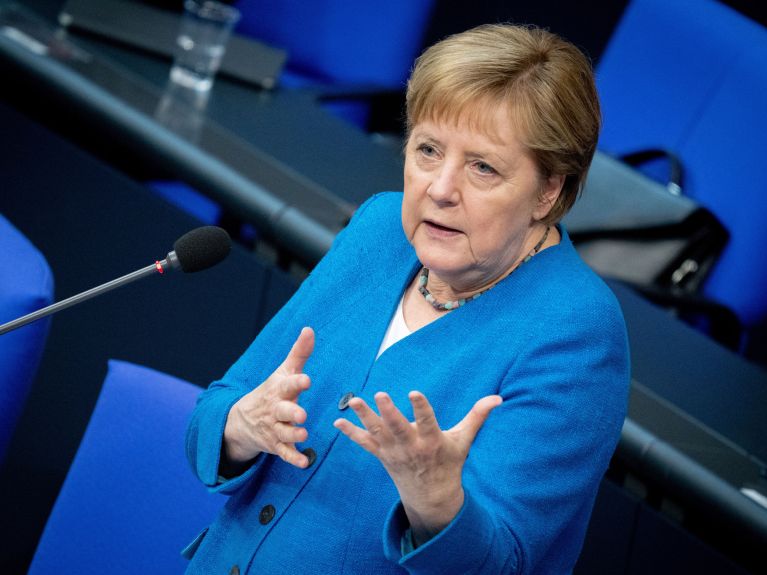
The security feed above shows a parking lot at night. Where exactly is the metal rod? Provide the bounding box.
[0,260,166,335]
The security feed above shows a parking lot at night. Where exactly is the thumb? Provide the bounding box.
[282,327,315,374]
[452,395,503,446]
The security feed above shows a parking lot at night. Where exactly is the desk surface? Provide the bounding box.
[0,1,405,264]
[609,280,767,469]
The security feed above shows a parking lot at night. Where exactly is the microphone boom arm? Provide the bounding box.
[0,254,178,336]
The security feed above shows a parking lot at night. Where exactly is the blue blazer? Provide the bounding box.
[185,192,630,574]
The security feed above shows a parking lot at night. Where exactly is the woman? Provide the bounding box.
[184,24,629,575]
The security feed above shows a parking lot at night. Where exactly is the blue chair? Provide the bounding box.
[0,214,54,464]
[595,0,767,347]
[234,0,436,129]
[28,360,225,574]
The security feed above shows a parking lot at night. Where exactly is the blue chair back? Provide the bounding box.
[28,360,225,574]
[234,0,435,128]
[0,214,53,463]
[596,0,767,328]
[235,0,434,88]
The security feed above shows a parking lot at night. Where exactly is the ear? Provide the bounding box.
[533,174,565,221]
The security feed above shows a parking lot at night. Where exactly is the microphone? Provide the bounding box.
[0,226,231,335]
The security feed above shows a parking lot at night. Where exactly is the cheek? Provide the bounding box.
[402,164,425,238]
[465,204,524,252]
[403,161,420,194]
[401,191,418,240]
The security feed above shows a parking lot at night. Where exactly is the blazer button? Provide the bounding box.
[338,392,355,410]
[259,504,276,525]
[302,447,317,467]
[229,566,240,575]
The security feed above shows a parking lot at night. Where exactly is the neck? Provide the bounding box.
[424,272,495,303]
[420,223,554,309]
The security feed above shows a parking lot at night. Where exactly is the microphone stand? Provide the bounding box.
[0,252,181,336]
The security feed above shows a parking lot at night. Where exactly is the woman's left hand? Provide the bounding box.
[334,391,502,546]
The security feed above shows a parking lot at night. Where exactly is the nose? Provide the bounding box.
[427,161,461,205]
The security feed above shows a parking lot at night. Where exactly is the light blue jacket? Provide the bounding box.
[185,192,630,574]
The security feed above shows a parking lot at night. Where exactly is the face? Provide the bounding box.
[402,108,562,293]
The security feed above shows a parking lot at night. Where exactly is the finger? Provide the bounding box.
[333,418,380,455]
[348,397,386,437]
[375,392,413,440]
[409,391,442,438]
[274,399,307,425]
[279,373,311,400]
[451,395,503,445]
[275,421,308,444]
[274,442,309,468]
[282,327,315,375]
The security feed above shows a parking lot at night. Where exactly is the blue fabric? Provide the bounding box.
[28,360,226,575]
[234,0,435,131]
[147,180,222,225]
[185,192,630,574]
[235,0,435,88]
[597,0,756,156]
[0,214,53,463]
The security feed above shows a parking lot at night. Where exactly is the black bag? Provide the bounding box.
[565,151,742,348]
[565,151,729,294]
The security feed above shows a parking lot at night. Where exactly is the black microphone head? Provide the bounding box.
[173,226,231,273]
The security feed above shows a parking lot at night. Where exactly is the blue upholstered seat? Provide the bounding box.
[596,0,767,339]
[28,360,225,574]
[234,0,435,129]
[0,214,53,463]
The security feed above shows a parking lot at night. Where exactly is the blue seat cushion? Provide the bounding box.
[28,360,225,574]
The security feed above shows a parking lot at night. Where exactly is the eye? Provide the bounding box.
[473,160,497,175]
[417,143,438,157]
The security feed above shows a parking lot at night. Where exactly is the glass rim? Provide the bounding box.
[184,0,241,23]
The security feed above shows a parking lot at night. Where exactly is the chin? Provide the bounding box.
[415,250,466,277]
[412,234,459,266]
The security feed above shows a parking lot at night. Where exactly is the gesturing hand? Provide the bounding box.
[222,327,315,474]
[334,391,502,545]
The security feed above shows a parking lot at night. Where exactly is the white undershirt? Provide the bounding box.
[376,294,413,359]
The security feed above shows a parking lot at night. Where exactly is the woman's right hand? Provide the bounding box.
[221,327,315,474]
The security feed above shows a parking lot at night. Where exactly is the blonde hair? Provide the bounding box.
[406,24,601,224]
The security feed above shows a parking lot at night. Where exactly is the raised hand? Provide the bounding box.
[222,327,315,474]
[334,390,502,545]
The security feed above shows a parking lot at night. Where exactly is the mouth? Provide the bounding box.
[424,219,462,236]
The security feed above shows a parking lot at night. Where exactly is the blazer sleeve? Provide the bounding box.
[382,288,630,574]
[184,193,393,494]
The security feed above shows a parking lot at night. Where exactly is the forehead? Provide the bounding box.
[412,101,528,154]
[411,94,530,149]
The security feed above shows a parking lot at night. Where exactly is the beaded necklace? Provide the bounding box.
[418,225,551,311]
